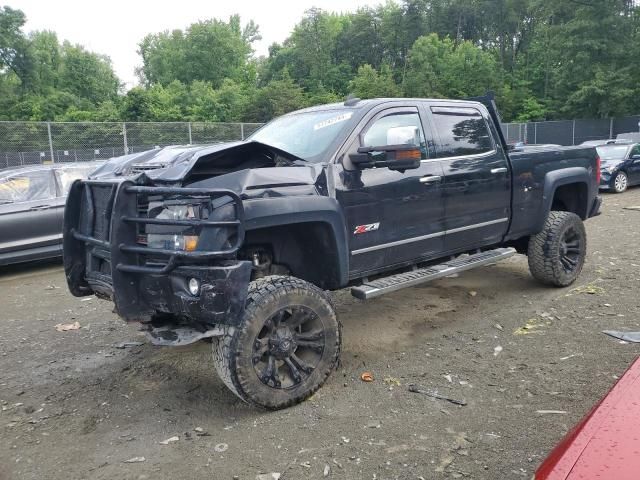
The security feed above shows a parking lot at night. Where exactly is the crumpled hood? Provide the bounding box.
[187,165,326,199]
[88,141,326,198]
[89,141,304,182]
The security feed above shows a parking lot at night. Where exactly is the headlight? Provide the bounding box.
[145,202,202,252]
[606,166,617,174]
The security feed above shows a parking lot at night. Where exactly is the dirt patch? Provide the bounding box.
[1,188,640,480]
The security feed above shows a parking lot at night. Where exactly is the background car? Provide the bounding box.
[597,143,640,193]
[0,162,103,266]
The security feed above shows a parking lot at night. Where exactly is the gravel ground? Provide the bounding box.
[1,188,640,480]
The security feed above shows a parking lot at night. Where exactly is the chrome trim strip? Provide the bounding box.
[351,217,509,255]
[443,218,509,235]
[351,231,445,255]
[421,149,496,163]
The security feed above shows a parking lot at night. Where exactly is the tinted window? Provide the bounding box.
[431,107,493,158]
[0,170,53,204]
[362,113,426,158]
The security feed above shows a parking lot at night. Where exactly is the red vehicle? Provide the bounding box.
[536,356,640,480]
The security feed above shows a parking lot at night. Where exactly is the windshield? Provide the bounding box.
[249,109,356,162]
[597,146,629,161]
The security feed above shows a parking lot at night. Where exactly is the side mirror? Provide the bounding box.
[350,144,422,171]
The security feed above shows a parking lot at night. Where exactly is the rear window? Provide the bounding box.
[596,146,629,161]
[431,107,494,158]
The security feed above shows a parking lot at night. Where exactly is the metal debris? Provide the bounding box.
[408,384,467,406]
[114,341,144,349]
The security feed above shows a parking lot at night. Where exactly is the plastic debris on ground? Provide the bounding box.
[159,436,179,445]
[124,456,146,463]
[54,322,81,332]
[360,372,374,382]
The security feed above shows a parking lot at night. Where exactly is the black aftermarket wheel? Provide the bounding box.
[212,276,341,409]
[527,211,587,287]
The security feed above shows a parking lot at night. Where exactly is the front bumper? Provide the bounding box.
[599,170,614,189]
[63,179,251,327]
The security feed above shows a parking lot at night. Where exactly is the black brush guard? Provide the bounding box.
[63,179,252,326]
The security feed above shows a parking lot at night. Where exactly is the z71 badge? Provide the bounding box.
[354,223,380,235]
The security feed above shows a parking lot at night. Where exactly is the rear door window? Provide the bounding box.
[430,106,494,158]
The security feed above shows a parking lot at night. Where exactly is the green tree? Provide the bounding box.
[138,15,260,88]
[404,34,501,99]
[349,64,401,98]
[243,71,307,122]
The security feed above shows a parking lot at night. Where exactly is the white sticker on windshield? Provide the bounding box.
[313,112,353,131]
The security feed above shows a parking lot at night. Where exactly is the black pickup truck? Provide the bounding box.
[64,95,601,409]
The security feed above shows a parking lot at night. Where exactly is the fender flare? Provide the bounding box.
[536,167,593,232]
[242,196,350,287]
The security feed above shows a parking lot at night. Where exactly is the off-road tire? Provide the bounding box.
[611,171,628,193]
[527,211,587,287]
[212,276,341,410]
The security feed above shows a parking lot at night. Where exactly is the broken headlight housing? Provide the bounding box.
[144,202,205,252]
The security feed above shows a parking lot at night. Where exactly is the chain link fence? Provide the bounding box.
[503,116,640,146]
[3,116,640,170]
[0,121,264,169]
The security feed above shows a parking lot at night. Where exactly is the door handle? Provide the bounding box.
[29,205,51,211]
[491,167,508,174]
[420,175,442,184]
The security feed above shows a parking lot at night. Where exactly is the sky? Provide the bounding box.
[11,0,383,89]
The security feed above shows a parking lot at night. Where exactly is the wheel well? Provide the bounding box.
[550,183,589,219]
[240,222,342,290]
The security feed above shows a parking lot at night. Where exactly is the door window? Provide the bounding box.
[630,145,640,158]
[0,170,54,204]
[363,113,426,159]
[431,107,494,158]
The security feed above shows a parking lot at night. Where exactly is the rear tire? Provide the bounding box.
[527,211,587,287]
[611,171,628,193]
[212,276,341,410]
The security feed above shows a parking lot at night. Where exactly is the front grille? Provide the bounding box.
[73,181,245,277]
[91,185,115,241]
[78,183,117,290]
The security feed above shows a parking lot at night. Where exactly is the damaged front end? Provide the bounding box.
[63,177,252,346]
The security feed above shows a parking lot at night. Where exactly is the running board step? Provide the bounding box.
[351,247,517,300]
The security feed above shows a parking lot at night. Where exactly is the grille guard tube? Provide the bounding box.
[63,178,251,326]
